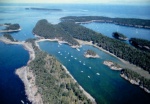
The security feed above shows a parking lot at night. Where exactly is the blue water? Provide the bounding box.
[39,41,150,104]
[0,42,30,104]
[82,23,150,41]
[0,3,150,104]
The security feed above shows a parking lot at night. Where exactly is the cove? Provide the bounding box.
[38,41,150,104]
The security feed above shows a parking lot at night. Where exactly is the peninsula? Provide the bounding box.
[129,38,150,52]
[0,23,21,33]
[61,16,150,29]
[32,18,150,94]
[0,36,96,104]
[84,49,99,58]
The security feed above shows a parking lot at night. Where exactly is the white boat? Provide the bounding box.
[83,63,85,65]
[88,76,90,78]
[58,51,60,53]
[68,60,70,61]
[89,67,91,69]
[65,57,67,58]
[81,71,83,73]
[96,73,100,75]
[79,61,81,63]
[76,48,80,51]
[68,52,69,54]
[74,58,77,60]
[21,100,24,104]
[60,54,62,55]
[71,56,73,57]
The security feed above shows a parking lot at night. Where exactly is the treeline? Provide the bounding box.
[3,33,15,41]
[112,32,127,41]
[27,39,93,104]
[86,50,96,56]
[5,23,20,30]
[121,69,150,92]
[58,21,150,73]
[129,38,150,52]
[32,19,79,46]
[61,16,150,29]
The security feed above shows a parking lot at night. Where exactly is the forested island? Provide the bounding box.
[84,50,99,58]
[61,16,150,29]
[112,32,128,41]
[129,38,150,52]
[33,19,79,46]
[0,23,21,32]
[25,8,62,11]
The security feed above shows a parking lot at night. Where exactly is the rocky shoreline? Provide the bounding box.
[120,73,150,94]
[103,60,122,70]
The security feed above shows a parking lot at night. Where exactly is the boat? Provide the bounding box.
[88,76,90,78]
[81,71,83,73]
[79,61,81,63]
[89,67,91,69]
[96,73,100,75]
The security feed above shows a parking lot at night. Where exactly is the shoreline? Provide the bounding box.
[0,37,43,104]
[75,39,150,79]
[35,38,97,104]
[62,65,96,104]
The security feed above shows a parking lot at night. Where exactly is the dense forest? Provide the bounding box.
[33,19,79,46]
[3,33,15,41]
[26,39,93,104]
[112,32,127,41]
[85,50,97,56]
[61,16,150,29]
[58,21,150,73]
[129,38,150,52]
[121,69,150,92]
[5,23,20,30]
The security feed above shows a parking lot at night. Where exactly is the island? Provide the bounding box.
[61,16,150,29]
[0,23,21,32]
[103,60,122,70]
[25,8,62,11]
[129,38,150,52]
[84,50,99,58]
[112,32,128,41]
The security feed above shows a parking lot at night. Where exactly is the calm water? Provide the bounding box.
[82,23,150,41]
[39,41,150,104]
[0,42,30,104]
[0,3,150,104]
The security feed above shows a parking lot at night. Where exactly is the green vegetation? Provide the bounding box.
[27,39,92,104]
[121,69,150,91]
[61,16,150,29]
[3,33,15,41]
[32,19,79,46]
[129,38,150,52]
[85,50,97,56]
[33,19,150,73]
[112,32,127,41]
[5,23,20,30]
[58,21,150,73]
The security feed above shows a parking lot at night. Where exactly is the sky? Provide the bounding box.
[0,0,150,5]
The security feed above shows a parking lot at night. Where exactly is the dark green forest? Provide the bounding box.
[33,19,79,46]
[129,38,150,52]
[26,39,93,104]
[61,16,150,29]
[112,32,127,41]
[121,69,150,91]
